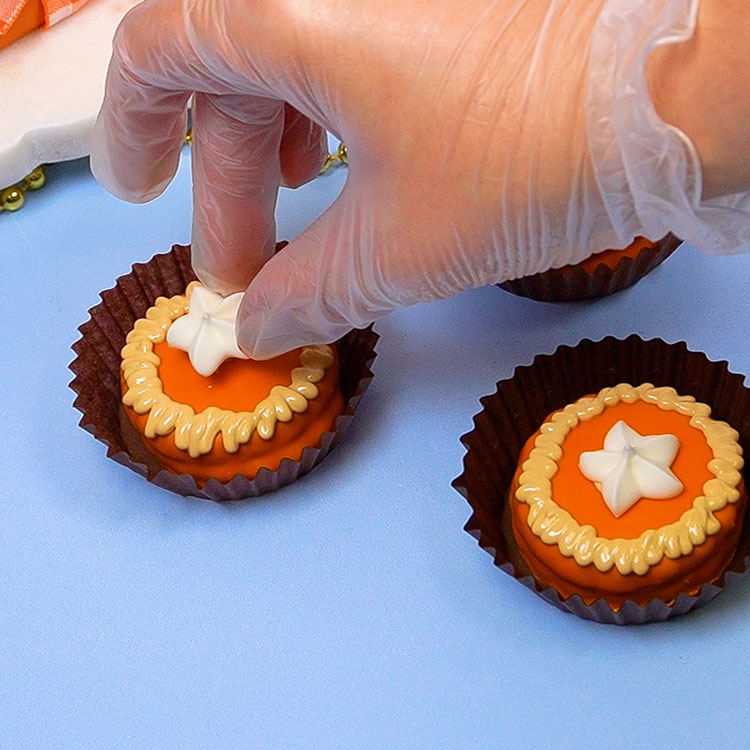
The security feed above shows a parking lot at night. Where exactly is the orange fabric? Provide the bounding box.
[0,0,42,49]
[122,343,346,486]
[510,399,746,608]
[0,0,88,49]
[42,0,89,28]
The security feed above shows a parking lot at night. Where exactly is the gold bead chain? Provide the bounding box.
[1,130,347,215]
[319,142,348,174]
[0,166,46,214]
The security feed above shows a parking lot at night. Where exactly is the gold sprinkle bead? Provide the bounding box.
[22,166,46,191]
[0,165,47,213]
[0,187,24,212]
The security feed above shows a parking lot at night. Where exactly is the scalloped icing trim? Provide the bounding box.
[120,283,335,458]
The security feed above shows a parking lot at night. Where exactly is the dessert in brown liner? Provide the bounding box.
[498,234,681,303]
[452,335,750,624]
[69,244,378,501]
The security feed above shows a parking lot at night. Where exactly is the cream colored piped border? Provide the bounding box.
[515,383,744,576]
[120,282,335,458]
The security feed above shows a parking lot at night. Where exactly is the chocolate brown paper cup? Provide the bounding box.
[69,244,378,501]
[498,234,681,303]
[452,335,750,624]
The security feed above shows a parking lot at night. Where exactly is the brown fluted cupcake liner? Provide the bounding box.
[69,244,378,501]
[498,234,681,302]
[452,335,750,624]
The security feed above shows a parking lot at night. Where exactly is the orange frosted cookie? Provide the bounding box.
[119,282,345,486]
[561,236,658,276]
[510,383,746,608]
[499,235,678,302]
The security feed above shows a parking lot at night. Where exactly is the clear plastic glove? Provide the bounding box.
[91,0,750,359]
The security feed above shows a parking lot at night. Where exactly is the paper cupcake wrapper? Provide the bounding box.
[452,335,750,625]
[498,234,681,303]
[69,244,378,501]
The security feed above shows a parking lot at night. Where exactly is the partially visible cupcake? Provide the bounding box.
[499,234,681,302]
[70,244,378,501]
[452,336,750,624]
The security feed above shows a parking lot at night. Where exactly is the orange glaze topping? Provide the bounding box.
[156,341,305,413]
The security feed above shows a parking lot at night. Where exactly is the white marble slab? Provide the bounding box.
[0,0,141,187]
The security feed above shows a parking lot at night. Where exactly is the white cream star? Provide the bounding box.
[578,420,684,518]
[166,285,249,376]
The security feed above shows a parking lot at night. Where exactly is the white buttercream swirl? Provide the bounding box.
[166,285,249,376]
[579,420,683,517]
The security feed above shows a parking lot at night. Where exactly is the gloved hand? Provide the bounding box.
[91,0,750,359]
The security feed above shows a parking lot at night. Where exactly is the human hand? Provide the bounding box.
[91,0,750,359]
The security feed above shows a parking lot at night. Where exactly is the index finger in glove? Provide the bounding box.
[90,0,203,202]
[90,0,291,201]
[189,98,330,295]
[91,0,330,295]
[189,92,285,296]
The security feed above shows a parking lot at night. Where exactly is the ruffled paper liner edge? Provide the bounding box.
[68,243,378,501]
[498,234,681,303]
[451,335,750,624]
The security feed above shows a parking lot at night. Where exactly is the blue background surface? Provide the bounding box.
[2,145,750,749]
